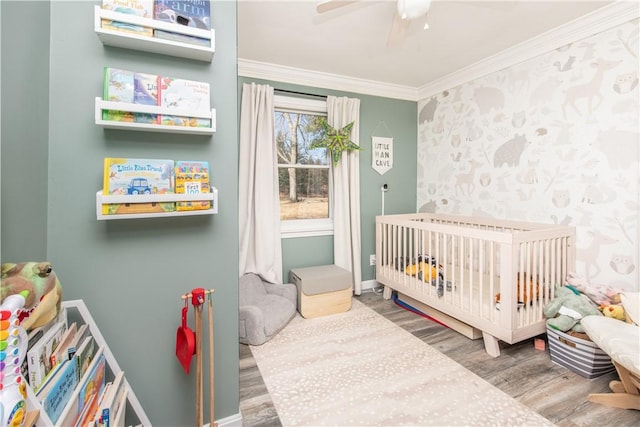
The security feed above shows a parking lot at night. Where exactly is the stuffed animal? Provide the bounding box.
[602,304,626,321]
[566,272,623,306]
[1,262,63,330]
[543,284,602,333]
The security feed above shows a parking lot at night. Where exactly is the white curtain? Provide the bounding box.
[238,83,283,283]
[328,96,363,295]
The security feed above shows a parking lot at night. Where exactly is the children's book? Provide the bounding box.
[21,326,45,385]
[58,347,106,427]
[133,71,160,123]
[96,370,126,427]
[103,67,160,123]
[66,323,90,361]
[101,0,154,37]
[158,76,211,127]
[175,160,211,211]
[50,322,77,367]
[102,158,175,215]
[103,68,134,122]
[74,335,96,381]
[27,315,68,390]
[154,0,211,46]
[37,358,80,424]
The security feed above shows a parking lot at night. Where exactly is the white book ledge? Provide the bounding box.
[96,188,218,220]
[95,98,216,135]
[95,5,215,62]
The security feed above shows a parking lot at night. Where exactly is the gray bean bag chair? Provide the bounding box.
[239,273,297,345]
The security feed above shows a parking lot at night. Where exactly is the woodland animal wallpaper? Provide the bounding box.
[417,19,639,291]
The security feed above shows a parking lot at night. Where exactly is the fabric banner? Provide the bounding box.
[372,136,393,175]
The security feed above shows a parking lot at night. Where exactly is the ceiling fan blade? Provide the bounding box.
[387,12,410,47]
[316,1,358,14]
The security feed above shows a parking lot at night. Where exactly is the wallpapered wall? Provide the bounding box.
[417,19,639,291]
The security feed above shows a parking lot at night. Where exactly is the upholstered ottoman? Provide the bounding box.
[289,264,352,319]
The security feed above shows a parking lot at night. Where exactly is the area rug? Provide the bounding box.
[250,299,554,426]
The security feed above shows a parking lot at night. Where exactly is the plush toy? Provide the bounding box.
[543,284,602,333]
[602,304,626,321]
[566,272,623,306]
[1,262,63,330]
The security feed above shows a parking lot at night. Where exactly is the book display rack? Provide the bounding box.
[25,300,151,426]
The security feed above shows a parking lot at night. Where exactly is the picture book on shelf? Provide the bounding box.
[27,311,68,390]
[103,67,160,124]
[50,322,77,367]
[102,157,175,215]
[101,0,154,37]
[175,160,211,211]
[158,76,211,127]
[66,323,90,361]
[96,370,126,427]
[37,358,80,424]
[75,335,96,380]
[21,326,45,385]
[58,347,106,427]
[154,0,211,47]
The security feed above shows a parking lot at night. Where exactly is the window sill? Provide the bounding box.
[281,219,333,239]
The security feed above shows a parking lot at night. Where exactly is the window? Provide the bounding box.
[274,95,332,238]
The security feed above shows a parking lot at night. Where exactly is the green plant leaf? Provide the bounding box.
[311,118,362,166]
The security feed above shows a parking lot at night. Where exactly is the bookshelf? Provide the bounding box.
[96,188,218,220]
[94,6,215,62]
[95,98,217,135]
[25,300,151,426]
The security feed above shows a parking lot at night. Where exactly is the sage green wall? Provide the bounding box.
[238,78,417,283]
[0,0,50,262]
[2,1,239,425]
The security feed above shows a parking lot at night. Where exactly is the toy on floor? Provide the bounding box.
[1,262,63,331]
[543,284,602,333]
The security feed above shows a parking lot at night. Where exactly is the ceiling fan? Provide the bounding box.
[316,0,433,46]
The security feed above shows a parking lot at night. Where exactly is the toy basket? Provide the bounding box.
[546,326,616,379]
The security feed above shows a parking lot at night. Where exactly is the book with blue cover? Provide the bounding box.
[153,0,211,46]
[101,0,154,37]
[102,157,175,215]
[103,67,160,123]
[37,358,80,424]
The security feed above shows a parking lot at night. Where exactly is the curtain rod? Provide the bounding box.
[274,88,327,99]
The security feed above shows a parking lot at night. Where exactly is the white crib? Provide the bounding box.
[375,213,576,357]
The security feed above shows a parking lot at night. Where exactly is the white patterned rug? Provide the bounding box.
[250,299,554,426]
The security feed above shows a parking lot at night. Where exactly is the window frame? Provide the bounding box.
[274,94,333,239]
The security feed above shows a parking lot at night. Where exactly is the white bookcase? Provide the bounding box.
[96,188,218,220]
[94,6,215,62]
[25,300,151,426]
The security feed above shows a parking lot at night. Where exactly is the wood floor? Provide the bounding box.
[239,289,640,427]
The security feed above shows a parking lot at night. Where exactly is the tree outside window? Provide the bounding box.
[275,107,329,221]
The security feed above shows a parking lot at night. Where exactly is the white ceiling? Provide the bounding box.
[238,0,616,93]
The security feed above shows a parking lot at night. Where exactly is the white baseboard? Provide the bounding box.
[361,279,382,292]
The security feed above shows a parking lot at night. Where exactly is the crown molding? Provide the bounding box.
[237,59,419,101]
[238,1,639,103]
[417,1,640,99]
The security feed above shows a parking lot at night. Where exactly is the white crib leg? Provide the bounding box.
[482,332,501,358]
[382,285,392,300]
